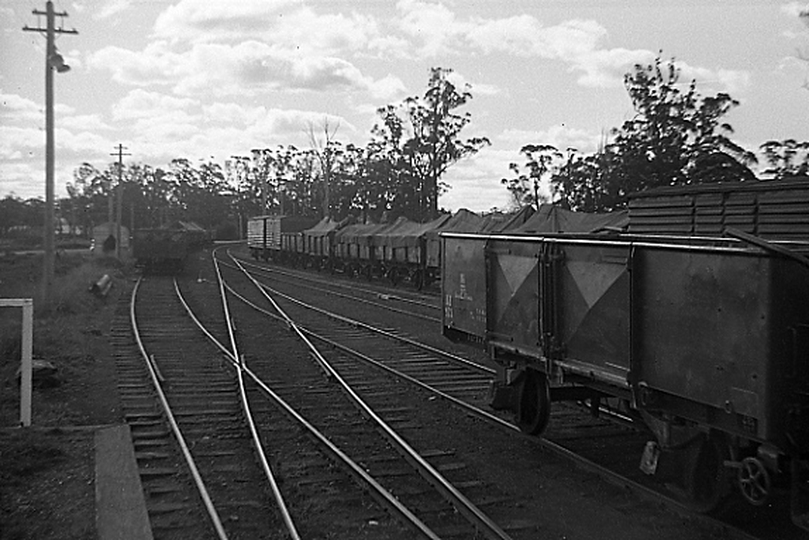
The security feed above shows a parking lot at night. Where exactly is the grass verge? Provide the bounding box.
[0,251,128,539]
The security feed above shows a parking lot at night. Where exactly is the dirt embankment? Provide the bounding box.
[0,252,128,540]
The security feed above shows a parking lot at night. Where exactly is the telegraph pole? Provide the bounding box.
[110,144,131,259]
[23,2,77,304]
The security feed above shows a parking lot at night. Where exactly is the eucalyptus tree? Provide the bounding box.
[372,67,489,221]
[502,144,561,209]
[330,142,365,220]
[406,67,490,219]
[288,148,321,217]
[308,120,344,219]
[545,55,757,211]
[549,149,623,212]
[166,158,231,229]
[0,196,43,236]
[65,163,104,233]
[370,103,413,220]
[607,55,756,193]
[759,139,809,178]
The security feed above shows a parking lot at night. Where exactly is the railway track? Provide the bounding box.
[232,254,442,324]
[117,255,543,539]
[112,276,278,539]
[208,251,526,540]
[222,253,653,469]
[219,250,789,540]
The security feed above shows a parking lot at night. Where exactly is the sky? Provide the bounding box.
[1,0,808,213]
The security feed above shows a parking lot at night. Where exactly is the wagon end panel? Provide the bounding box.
[634,246,773,441]
[266,216,282,251]
[486,238,542,356]
[770,258,809,452]
[246,216,267,255]
[441,235,488,345]
[555,241,631,385]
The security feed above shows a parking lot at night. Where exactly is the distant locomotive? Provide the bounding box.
[441,177,809,530]
[132,221,209,273]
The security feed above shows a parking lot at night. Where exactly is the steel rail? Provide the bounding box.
[222,256,762,540]
[229,253,515,540]
[233,253,439,310]
[220,257,493,376]
[130,277,230,540]
[223,278,639,440]
[223,278,514,429]
[206,254,302,540]
[176,261,443,540]
[228,252,441,322]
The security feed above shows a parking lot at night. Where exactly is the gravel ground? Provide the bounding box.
[0,248,778,539]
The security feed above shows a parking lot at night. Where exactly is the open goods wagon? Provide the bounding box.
[252,207,538,289]
[247,215,319,261]
[442,228,809,529]
[627,176,809,241]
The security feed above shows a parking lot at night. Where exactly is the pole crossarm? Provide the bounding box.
[22,8,78,35]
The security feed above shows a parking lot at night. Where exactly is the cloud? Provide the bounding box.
[94,0,134,20]
[60,114,112,132]
[572,48,655,88]
[112,89,199,121]
[396,0,464,57]
[393,6,649,87]
[154,0,302,42]
[498,126,605,156]
[87,42,183,87]
[55,127,113,155]
[440,148,515,212]
[442,70,500,97]
[90,39,384,98]
[367,74,408,101]
[781,2,809,17]
[0,126,43,160]
[676,61,752,95]
[394,6,744,92]
[1,93,41,122]
[153,0,382,58]
[0,160,45,199]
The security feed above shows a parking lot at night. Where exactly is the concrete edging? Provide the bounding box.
[95,424,153,540]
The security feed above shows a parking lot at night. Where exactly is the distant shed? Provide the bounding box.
[92,222,130,255]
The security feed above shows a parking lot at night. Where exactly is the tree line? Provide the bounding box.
[503,55,809,213]
[2,58,808,240]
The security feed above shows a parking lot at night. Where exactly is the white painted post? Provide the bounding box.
[0,299,34,427]
[20,299,33,427]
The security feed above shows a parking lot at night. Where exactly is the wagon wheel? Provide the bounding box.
[515,370,551,436]
[413,269,424,291]
[683,433,732,513]
[737,457,771,506]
